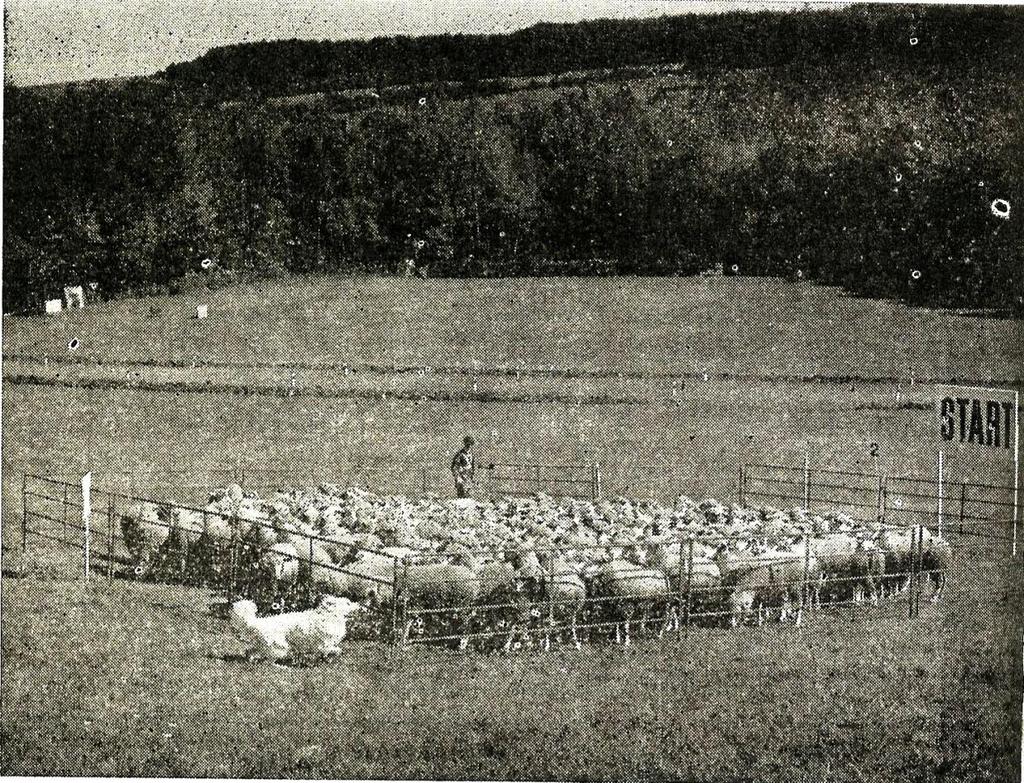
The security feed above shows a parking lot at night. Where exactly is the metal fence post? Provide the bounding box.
[683,537,694,637]
[62,484,69,543]
[422,466,428,496]
[908,526,917,619]
[391,555,400,647]
[547,550,556,652]
[739,465,746,506]
[803,450,810,510]
[802,532,811,615]
[401,559,411,648]
[227,513,239,604]
[534,464,541,493]
[921,524,929,618]
[594,463,602,500]
[107,499,115,581]
[83,497,91,582]
[21,474,29,577]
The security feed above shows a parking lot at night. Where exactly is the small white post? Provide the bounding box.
[937,450,944,540]
[81,472,92,581]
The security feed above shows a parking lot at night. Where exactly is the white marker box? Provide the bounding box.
[45,299,63,314]
[196,305,208,319]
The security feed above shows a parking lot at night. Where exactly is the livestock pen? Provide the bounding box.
[13,455,1018,653]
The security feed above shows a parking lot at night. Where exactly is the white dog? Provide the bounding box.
[229,596,361,663]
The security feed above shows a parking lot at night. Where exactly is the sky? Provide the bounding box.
[3,0,848,87]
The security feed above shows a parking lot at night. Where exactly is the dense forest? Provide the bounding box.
[4,4,1023,314]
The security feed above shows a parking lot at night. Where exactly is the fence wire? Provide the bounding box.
[15,465,1014,654]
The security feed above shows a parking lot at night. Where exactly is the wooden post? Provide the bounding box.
[21,474,29,577]
[62,484,69,542]
[594,463,602,500]
[958,482,966,536]
[308,534,314,579]
[180,508,189,583]
[421,466,428,496]
[534,464,541,493]
[936,451,944,541]
[739,465,746,506]
[106,499,115,581]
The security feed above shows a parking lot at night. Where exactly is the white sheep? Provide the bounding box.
[228,596,361,663]
[261,541,300,584]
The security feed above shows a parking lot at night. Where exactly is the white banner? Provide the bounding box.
[81,472,91,522]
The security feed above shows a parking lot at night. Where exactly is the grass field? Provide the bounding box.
[2,275,1023,780]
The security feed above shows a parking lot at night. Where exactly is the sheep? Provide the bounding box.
[536,551,587,650]
[263,541,300,584]
[850,539,885,605]
[641,536,722,627]
[401,558,481,650]
[583,553,671,646]
[714,543,816,626]
[228,595,361,663]
[462,551,528,652]
[121,502,172,576]
[811,532,860,602]
[877,529,933,597]
[921,537,952,602]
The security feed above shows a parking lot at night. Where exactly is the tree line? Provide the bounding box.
[3,4,1022,315]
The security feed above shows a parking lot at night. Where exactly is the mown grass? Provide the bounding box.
[1,551,1021,780]
[2,274,1022,779]
[4,277,1021,382]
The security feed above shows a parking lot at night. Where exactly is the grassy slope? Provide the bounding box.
[2,275,1022,779]
[5,277,1022,380]
[1,558,1021,780]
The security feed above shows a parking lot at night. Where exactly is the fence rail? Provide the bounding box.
[15,451,1016,654]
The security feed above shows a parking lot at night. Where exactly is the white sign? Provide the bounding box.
[45,299,63,314]
[936,385,1019,555]
[936,385,1017,451]
[64,286,85,309]
[196,305,208,319]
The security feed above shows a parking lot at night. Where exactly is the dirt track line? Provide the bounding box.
[4,352,1021,388]
[2,372,649,406]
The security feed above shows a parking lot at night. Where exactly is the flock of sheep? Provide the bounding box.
[120,483,953,655]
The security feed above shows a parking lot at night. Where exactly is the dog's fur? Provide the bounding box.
[229,595,361,662]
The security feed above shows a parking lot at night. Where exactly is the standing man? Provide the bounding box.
[451,435,476,498]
